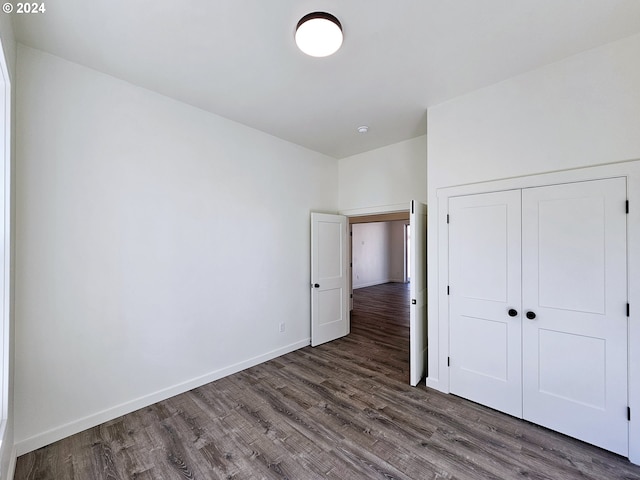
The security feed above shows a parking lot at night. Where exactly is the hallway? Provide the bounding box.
[351,282,410,382]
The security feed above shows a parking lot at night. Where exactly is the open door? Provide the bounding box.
[410,201,427,386]
[311,212,350,347]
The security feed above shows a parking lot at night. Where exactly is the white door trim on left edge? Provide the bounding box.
[0,32,13,478]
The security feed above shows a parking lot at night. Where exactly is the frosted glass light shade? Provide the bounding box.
[295,12,343,57]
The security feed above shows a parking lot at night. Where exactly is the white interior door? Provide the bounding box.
[311,212,349,347]
[410,201,427,386]
[522,178,628,455]
[449,190,523,417]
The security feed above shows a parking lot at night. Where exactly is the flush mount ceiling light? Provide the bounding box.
[357,125,369,134]
[295,12,343,57]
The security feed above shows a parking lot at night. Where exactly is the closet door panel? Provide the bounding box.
[522,178,628,456]
[449,190,522,417]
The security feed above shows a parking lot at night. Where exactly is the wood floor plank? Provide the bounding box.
[14,282,640,480]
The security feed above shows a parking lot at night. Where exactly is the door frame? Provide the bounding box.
[0,34,11,458]
[340,204,421,385]
[428,159,640,464]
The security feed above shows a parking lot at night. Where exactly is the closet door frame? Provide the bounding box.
[429,159,640,464]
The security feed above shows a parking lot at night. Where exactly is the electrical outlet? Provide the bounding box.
[279,322,285,333]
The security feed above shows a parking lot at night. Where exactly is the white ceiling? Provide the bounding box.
[11,0,640,158]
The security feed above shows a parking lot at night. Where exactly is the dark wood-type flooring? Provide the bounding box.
[15,282,640,479]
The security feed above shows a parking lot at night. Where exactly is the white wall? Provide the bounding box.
[14,45,338,454]
[427,34,640,191]
[339,135,426,214]
[426,33,640,461]
[352,221,406,289]
[352,223,390,288]
[0,13,16,480]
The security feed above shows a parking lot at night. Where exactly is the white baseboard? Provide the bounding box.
[15,339,310,456]
[426,376,447,393]
[353,279,406,289]
[353,279,393,289]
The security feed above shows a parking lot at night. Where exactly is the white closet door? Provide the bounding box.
[522,178,628,456]
[449,190,523,417]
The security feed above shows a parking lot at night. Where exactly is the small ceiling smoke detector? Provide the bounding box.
[295,12,343,57]
[357,125,369,134]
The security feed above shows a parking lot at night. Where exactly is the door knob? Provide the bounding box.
[526,311,536,320]
[508,308,518,317]
[314,283,320,288]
